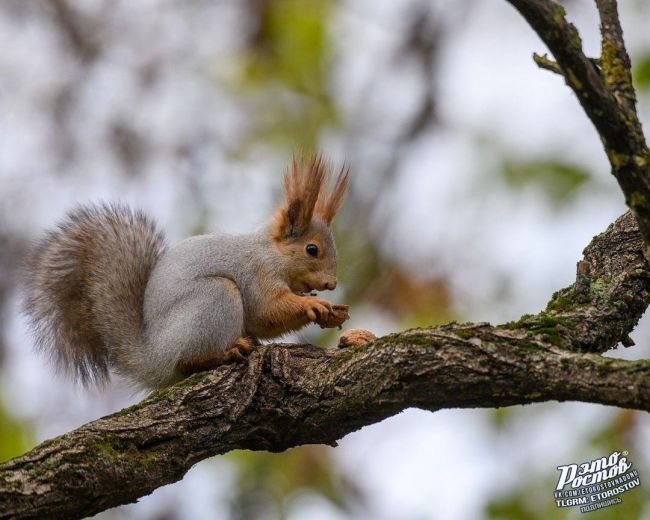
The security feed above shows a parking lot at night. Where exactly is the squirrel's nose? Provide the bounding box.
[324,279,337,290]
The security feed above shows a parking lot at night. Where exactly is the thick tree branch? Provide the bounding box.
[1,212,649,520]
[506,0,650,254]
[516,212,650,353]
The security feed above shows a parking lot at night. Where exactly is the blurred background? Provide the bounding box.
[1,0,649,518]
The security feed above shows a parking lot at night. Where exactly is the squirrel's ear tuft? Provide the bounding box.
[314,164,349,225]
[272,153,327,239]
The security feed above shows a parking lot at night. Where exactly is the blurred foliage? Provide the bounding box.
[0,233,32,463]
[225,0,337,149]
[0,397,33,462]
[489,407,512,430]
[501,159,591,206]
[245,0,330,90]
[377,269,455,327]
[486,409,648,519]
[226,446,366,519]
[337,226,456,327]
[633,53,650,90]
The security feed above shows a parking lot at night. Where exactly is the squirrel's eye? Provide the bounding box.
[306,243,319,257]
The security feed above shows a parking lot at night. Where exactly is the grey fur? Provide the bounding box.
[141,232,269,387]
[23,204,166,386]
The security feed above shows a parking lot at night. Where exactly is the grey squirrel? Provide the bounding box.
[23,154,376,390]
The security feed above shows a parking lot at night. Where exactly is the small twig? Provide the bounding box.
[534,53,602,77]
[533,52,563,75]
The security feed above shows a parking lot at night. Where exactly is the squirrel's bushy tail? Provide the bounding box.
[23,204,166,385]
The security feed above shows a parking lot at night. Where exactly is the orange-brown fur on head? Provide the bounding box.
[272,153,349,239]
[271,153,349,294]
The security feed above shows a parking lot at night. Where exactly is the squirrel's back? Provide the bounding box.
[23,204,166,385]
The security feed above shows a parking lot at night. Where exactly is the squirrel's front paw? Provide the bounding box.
[314,303,349,329]
[319,303,349,328]
[304,296,332,322]
[303,297,349,328]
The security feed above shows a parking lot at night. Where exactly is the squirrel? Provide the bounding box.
[23,153,367,390]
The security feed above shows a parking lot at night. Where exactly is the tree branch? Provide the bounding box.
[1,212,649,519]
[532,52,563,75]
[595,0,637,112]
[506,0,650,254]
[516,212,650,353]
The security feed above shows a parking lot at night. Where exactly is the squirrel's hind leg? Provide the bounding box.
[166,276,251,380]
[175,336,256,376]
[221,336,257,362]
